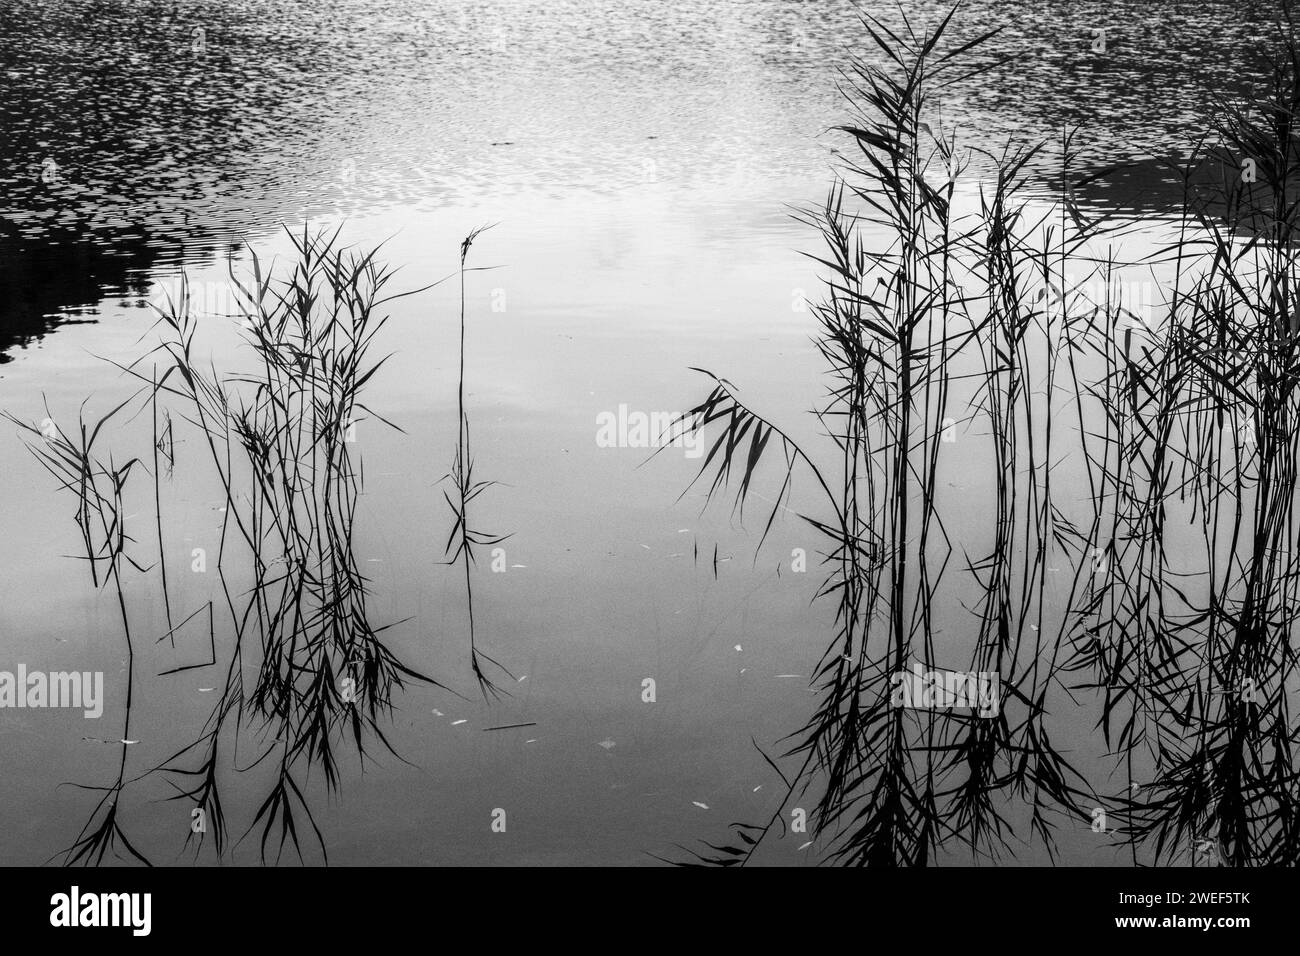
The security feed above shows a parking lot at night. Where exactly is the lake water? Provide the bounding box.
[0,0,1283,865]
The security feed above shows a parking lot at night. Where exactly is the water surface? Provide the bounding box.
[0,0,1282,864]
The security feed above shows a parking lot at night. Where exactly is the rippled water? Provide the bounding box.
[0,0,1278,357]
[0,0,1285,865]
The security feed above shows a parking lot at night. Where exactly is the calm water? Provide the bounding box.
[0,0,1281,865]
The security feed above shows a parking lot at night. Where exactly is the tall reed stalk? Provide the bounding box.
[6,398,152,865]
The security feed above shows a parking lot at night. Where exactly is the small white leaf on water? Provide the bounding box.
[451,719,467,726]
[525,739,537,744]
[120,739,138,745]
[598,739,616,750]
[517,675,527,682]
[753,785,762,792]
[692,801,709,810]
[798,841,812,850]
[776,674,801,678]
[198,687,213,692]
[511,564,527,568]
[431,709,443,717]
[734,644,743,652]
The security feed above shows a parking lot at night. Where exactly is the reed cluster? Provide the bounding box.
[673,3,1300,866]
[9,225,499,863]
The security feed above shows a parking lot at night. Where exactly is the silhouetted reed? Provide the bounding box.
[442,225,512,699]
[9,225,498,864]
[139,226,455,862]
[1065,6,1300,865]
[5,397,152,865]
[671,2,1300,867]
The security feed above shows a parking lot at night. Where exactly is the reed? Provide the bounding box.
[8,225,487,863]
[5,397,152,865]
[670,2,1300,867]
[442,225,512,699]
[1066,7,1300,865]
[141,226,459,861]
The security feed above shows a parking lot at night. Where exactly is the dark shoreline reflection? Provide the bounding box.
[0,228,237,363]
